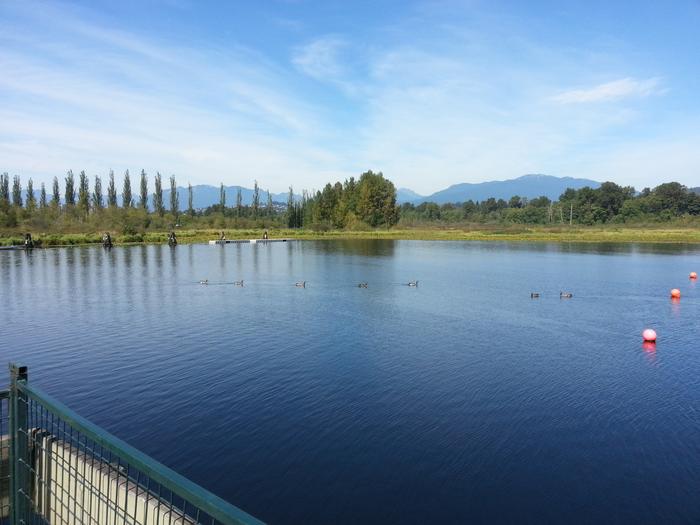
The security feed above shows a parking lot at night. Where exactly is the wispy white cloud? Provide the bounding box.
[292,36,348,82]
[552,77,665,104]
[0,2,348,190]
[1,0,697,193]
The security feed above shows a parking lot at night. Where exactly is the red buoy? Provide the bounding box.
[671,288,681,299]
[691,272,698,280]
[642,329,657,342]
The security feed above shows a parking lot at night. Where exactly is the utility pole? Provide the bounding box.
[569,203,573,226]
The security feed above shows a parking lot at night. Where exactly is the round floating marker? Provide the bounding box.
[671,288,681,299]
[642,329,657,342]
[691,272,698,280]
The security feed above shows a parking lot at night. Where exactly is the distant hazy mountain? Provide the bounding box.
[160,185,291,210]
[691,187,700,195]
[396,187,426,204]
[403,174,600,205]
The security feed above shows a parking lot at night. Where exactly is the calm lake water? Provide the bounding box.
[2,240,700,523]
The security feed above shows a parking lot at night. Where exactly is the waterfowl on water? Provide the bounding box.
[199,279,209,285]
[530,292,540,298]
[234,280,244,286]
[358,282,368,288]
[560,292,573,298]
[407,280,418,287]
[295,281,306,288]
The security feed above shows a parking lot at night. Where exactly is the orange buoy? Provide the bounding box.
[671,288,681,299]
[642,329,657,342]
[691,272,698,279]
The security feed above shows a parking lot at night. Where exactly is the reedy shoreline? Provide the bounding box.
[2,225,700,247]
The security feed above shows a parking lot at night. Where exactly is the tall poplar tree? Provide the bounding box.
[40,183,47,209]
[92,176,104,210]
[153,172,164,216]
[187,183,194,217]
[122,170,132,208]
[266,190,273,216]
[169,176,179,216]
[52,176,60,207]
[286,186,296,228]
[26,178,36,211]
[252,180,260,217]
[0,173,9,207]
[64,170,75,206]
[12,175,23,207]
[139,169,148,210]
[107,170,117,207]
[78,170,90,215]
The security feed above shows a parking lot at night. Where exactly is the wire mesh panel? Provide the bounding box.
[1,391,10,524]
[7,366,262,525]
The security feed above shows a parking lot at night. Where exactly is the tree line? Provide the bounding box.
[2,169,698,233]
[0,169,399,233]
[400,181,700,225]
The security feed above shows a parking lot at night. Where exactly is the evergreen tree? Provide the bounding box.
[266,189,273,216]
[236,188,243,217]
[26,178,36,211]
[78,170,90,215]
[12,175,23,207]
[92,176,103,210]
[0,173,10,208]
[169,175,179,216]
[107,170,117,207]
[252,180,260,217]
[187,183,194,217]
[219,183,226,209]
[286,186,296,228]
[122,170,132,208]
[64,170,75,206]
[40,183,47,209]
[139,169,149,210]
[52,176,60,207]
[153,172,164,217]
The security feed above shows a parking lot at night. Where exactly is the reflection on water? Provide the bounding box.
[1,239,700,524]
[314,238,397,257]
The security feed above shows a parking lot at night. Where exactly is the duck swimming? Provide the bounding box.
[530,292,540,298]
[560,292,573,298]
[358,282,368,288]
[407,280,419,287]
[295,281,306,288]
[199,279,208,285]
[234,280,244,286]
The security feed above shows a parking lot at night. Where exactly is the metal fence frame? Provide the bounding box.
[4,364,263,525]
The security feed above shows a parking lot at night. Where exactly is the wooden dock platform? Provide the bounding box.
[208,239,292,245]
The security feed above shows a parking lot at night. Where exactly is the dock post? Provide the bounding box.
[9,364,29,524]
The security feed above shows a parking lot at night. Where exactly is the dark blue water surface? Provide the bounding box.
[2,240,700,524]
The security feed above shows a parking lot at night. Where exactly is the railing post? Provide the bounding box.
[9,364,29,525]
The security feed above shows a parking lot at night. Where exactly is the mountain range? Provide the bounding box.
[397,174,601,205]
[17,175,604,209]
[162,185,290,210]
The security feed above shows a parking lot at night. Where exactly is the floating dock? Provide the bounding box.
[208,238,292,245]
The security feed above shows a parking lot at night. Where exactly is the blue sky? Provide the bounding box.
[1,0,698,194]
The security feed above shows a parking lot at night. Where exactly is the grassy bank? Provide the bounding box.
[2,225,700,247]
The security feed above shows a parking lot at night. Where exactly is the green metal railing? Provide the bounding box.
[3,364,263,525]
